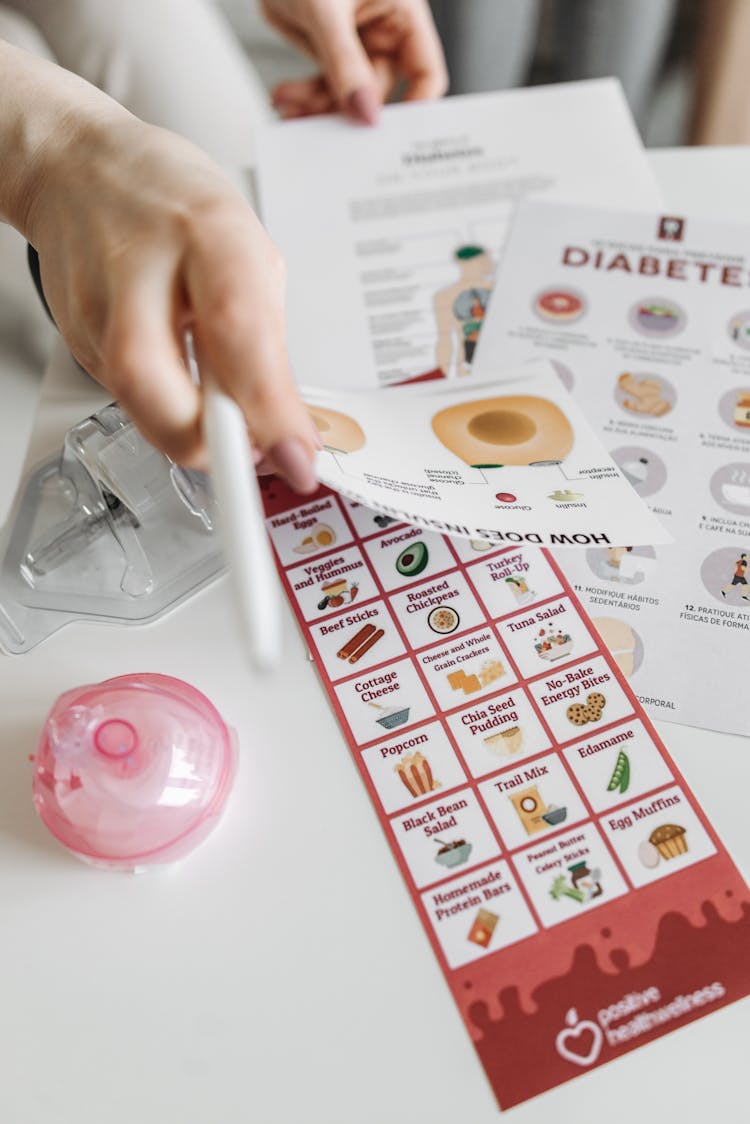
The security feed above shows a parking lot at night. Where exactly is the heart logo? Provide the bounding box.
[554,1007,603,1068]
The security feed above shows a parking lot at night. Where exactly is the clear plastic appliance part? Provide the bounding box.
[0,404,224,653]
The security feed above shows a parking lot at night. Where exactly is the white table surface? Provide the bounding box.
[1,147,748,1124]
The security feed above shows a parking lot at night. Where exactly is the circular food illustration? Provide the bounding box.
[629,297,685,338]
[428,605,460,634]
[591,616,643,678]
[293,523,336,553]
[308,406,366,453]
[533,287,586,324]
[611,446,667,499]
[615,372,676,418]
[728,310,750,350]
[431,395,574,468]
[718,386,750,434]
[396,541,429,577]
[710,462,750,517]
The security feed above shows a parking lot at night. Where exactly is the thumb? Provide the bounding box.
[305,1,380,123]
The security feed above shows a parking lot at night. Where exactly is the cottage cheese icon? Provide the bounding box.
[554,1007,603,1067]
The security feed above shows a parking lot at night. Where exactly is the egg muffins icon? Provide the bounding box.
[308,406,366,454]
[431,396,574,468]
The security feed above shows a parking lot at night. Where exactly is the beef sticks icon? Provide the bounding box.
[337,623,385,665]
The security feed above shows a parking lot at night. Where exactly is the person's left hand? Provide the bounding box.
[261,0,448,124]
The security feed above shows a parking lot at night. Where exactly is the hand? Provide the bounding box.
[262,0,447,123]
[21,105,319,492]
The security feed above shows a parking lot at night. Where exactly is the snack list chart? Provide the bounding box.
[475,201,750,736]
[262,480,750,1110]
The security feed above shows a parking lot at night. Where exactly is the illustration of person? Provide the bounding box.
[607,546,633,571]
[433,245,493,377]
[721,552,749,600]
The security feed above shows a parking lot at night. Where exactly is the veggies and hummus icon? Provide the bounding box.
[317,578,359,610]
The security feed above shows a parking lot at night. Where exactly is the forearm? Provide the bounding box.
[0,38,129,237]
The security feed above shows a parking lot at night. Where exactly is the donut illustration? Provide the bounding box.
[533,288,586,324]
[308,406,366,454]
[431,395,574,468]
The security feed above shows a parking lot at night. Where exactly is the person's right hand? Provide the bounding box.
[4,44,319,493]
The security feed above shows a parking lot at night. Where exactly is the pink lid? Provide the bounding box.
[32,674,237,870]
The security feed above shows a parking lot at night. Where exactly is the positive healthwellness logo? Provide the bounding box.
[554,980,727,1067]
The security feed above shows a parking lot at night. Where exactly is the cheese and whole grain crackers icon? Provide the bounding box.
[447,660,506,695]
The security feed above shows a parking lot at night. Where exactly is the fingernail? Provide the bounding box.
[347,87,380,126]
[254,455,273,476]
[271,436,318,494]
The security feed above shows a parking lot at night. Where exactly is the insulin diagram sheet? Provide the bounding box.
[475,201,750,737]
[257,80,661,390]
[303,370,668,548]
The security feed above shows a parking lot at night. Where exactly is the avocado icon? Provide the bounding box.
[396,541,429,577]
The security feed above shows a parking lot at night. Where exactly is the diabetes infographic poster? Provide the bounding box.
[476,202,750,736]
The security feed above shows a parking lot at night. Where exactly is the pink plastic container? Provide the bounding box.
[32,673,237,871]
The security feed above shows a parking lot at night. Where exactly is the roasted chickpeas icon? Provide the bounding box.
[308,406,366,453]
[431,395,574,467]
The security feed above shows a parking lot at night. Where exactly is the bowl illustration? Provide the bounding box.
[376,706,410,730]
[722,482,750,508]
[541,806,568,827]
[428,605,460,634]
[484,725,523,755]
[435,839,473,868]
[535,633,573,661]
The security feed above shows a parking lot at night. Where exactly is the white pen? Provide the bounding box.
[185,332,282,672]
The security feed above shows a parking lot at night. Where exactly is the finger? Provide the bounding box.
[396,4,449,101]
[102,262,205,467]
[185,216,318,495]
[272,77,337,118]
[271,75,327,106]
[303,0,381,122]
